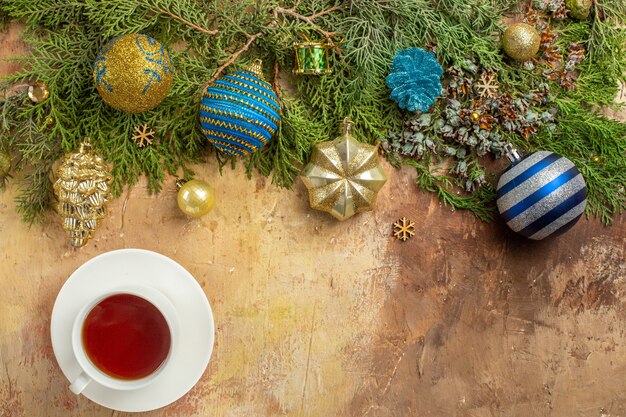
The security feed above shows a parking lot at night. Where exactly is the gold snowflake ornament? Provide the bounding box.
[393,217,415,241]
[476,72,499,99]
[132,125,155,148]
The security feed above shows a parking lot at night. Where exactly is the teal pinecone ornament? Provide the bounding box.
[386,48,443,113]
[200,60,281,156]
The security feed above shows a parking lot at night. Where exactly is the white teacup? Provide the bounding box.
[69,286,178,395]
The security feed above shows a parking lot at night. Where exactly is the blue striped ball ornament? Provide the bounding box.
[199,61,280,156]
[496,148,587,240]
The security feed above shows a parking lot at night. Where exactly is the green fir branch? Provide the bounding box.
[0,0,624,223]
[406,158,497,222]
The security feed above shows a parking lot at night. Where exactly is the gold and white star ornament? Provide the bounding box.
[301,118,387,221]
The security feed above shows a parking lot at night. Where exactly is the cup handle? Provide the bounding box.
[69,372,91,395]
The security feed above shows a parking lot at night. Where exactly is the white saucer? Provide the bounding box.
[51,249,215,412]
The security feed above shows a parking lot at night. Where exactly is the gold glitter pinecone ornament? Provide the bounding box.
[53,141,113,247]
[566,0,592,19]
[93,33,173,114]
[502,23,541,62]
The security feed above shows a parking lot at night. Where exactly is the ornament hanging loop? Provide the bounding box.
[327,35,345,49]
[79,138,93,154]
[175,178,188,190]
[340,117,354,135]
[504,143,521,164]
[247,59,264,79]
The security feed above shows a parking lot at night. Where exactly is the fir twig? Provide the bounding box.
[406,159,497,222]
[201,31,263,89]
[0,0,623,224]
[274,5,340,43]
[272,61,283,106]
[155,7,218,36]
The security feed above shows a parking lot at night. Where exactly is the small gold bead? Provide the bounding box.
[28,82,50,104]
[44,115,55,128]
[470,112,481,124]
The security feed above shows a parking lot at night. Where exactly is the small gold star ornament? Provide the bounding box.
[132,125,155,148]
[301,118,387,221]
[393,217,415,241]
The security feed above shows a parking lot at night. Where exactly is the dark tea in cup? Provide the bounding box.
[82,293,171,380]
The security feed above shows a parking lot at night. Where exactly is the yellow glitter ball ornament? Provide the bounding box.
[502,23,541,62]
[93,34,174,114]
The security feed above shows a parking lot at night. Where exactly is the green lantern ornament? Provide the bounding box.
[294,40,332,75]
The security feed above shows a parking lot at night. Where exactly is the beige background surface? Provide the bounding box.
[1,23,625,417]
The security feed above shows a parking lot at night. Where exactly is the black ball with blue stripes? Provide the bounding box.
[496,144,587,240]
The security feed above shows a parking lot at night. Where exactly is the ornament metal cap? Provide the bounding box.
[246,59,265,79]
[504,143,521,164]
[175,178,188,190]
[79,139,93,154]
[340,117,354,136]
